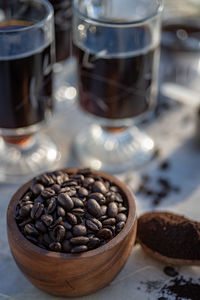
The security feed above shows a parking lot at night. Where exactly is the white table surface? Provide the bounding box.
[0,98,200,300]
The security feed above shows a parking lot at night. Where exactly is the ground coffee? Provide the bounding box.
[137,212,200,260]
[15,168,128,253]
[160,276,200,300]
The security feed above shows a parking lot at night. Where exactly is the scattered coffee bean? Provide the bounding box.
[163,266,178,277]
[16,169,128,253]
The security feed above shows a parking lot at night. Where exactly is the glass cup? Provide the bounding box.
[159,0,200,102]
[0,0,60,181]
[51,0,77,110]
[73,0,163,173]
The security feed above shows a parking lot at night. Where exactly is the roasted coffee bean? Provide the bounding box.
[58,193,74,210]
[65,231,73,239]
[118,206,127,213]
[24,224,39,236]
[41,214,53,226]
[99,215,107,222]
[163,266,178,277]
[59,187,71,193]
[72,197,84,208]
[26,235,38,244]
[21,192,32,202]
[51,184,61,193]
[41,188,55,199]
[116,213,127,223]
[53,225,65,241]
[62,221,72,230]
[36,174,54,186]
[101,205,107,215]
[110,185,120,193]
[106,192,116,203]
[102,218,116,226]
[87,237,100,249]
[43,233,53,245]
[72,208,85,216]
[19,200,33,208]
[72,225,87,236]
[62,240,72,252]
[47,197,57,214]
[104,225,116,235]
[87,199,102,217]
[18,218,32,227]
[34,195,44,204]
[116,221,125,232]
[57,206,66,217]
[19,204,33,217]
[78,187,88,197]
[49,242,62,252]
[66,212,77,225]
[71,245,88,253]
[97,228,113,240]
[107,202,118,217]
[88,193,106,205]
[31,203,44,219]
[35,220,47,233]
[66,187,77,197]
[63,180,78,187]
[49,217,63,229]
[92,181,107,194]
[70,174,84,183]
[86,219,99,232]
[83,177,94,188]
[55,175,63,185]
[70,236,89,245]
[31,183,44,195]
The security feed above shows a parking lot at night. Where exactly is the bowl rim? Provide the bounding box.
[7,168,137,259]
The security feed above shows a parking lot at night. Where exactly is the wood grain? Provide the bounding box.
[7,168,137,297]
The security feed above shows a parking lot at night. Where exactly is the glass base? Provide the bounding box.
[75,124,154,174]
[0,133,60,183]
[53,57,77,112]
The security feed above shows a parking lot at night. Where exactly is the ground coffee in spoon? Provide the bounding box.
[137,212,200,260]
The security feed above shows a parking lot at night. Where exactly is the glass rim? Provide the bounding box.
[0,0,53,33]
[73,0,163,27]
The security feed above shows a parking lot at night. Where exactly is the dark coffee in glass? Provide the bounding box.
[74,26,158,120]
[0,21,53,129]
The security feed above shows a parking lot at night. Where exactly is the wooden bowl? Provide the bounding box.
[7,168,137,297]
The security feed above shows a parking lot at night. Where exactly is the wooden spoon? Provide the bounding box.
[137,211,200,266]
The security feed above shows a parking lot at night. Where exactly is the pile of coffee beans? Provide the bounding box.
[15,169,128,253]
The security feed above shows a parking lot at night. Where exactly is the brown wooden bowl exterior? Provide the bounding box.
[7,168,137,297]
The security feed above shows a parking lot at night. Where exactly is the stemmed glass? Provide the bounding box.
[0,0,60,181]
[73,0,163,173]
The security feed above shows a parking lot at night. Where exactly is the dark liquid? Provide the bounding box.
[0,21,53,130]
[50,0,72,62]
[74,45,158,119]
